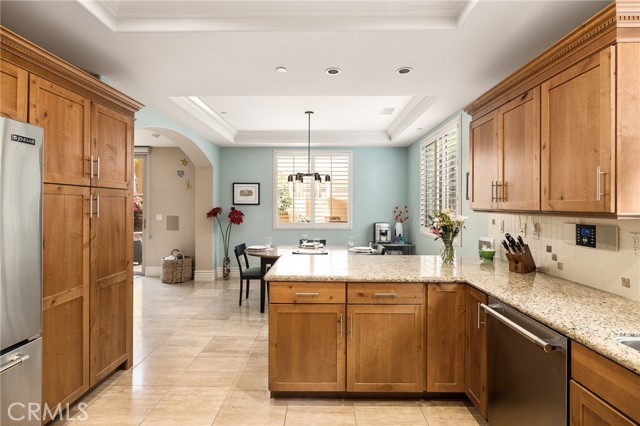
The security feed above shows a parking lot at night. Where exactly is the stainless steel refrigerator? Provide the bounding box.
[0,117,43,426]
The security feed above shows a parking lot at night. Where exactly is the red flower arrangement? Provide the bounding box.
[207,206,244,257]
[393,205,409,223]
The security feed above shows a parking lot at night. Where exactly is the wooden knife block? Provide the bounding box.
[506,245,537,273]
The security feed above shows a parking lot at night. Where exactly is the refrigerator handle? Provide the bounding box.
[0,354,30,375]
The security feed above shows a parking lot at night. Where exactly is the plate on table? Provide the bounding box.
[247,245,269,251]
[349,246,374,253]
[299,242,315,248]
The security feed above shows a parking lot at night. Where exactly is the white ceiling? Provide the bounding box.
[1,0,610,148]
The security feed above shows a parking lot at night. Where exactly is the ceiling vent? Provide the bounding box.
[325,67,341,75]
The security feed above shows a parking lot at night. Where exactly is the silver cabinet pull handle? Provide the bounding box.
[96,195,100,218]
[374,292,398,297]
[349,314,353,338]
[295,292,319,296]
[339,314,343,338]
[96,156,101,180]
[87,194,93,217]
[88,155,94,178]
[491,181,496,202]
[0,354,29,375]
[481,303,554,353]
[477,302,482,329]
[596,166,606,201]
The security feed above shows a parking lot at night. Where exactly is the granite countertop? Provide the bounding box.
[265,250,640,375]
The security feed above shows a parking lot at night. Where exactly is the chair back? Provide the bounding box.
[233,243,250,271]
[299,239,327,245]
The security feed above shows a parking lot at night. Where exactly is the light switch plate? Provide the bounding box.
[156,214,163,221]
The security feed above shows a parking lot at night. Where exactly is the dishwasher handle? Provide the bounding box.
[481,303,554,353]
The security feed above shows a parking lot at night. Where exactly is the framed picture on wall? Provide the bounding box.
[233,183,260,205]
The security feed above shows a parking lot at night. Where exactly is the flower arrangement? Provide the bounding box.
[207,207,244,258]
[393,205,409,223]
[133,194,143,229]
[427,209,466,263]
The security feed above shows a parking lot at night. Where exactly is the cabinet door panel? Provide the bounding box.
[0,61,28,121]
[427,283,465,392]
[29,75,91,186]
[541,48,615,213]
[269,304,345,391]
[570,381,636,426]
[42,185,90,421]
[347,305,424,392]
[470,113,498,210]
[498,87,541,211]
[90,188,132,386]
[92,104,133,189]
[465,286,488,419]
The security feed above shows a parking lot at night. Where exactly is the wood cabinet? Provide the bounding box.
[465,286,488,419]
[426,283,466,392]
[541,48,615,213]
[269,282,346,392]
[89,188,133,385]
[347,283,424,392]
[570,380,637,426]
[470,88,540,211]
[0,60,28,121]
[42,184,90,422]
[2,25,142,420]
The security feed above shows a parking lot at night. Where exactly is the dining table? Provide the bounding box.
[246,244,374,313]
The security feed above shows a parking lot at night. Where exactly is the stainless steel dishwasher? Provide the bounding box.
[482,297,568,426]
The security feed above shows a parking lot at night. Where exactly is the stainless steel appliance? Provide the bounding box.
[373,222,391,243]
[0,117,44,426]
[482,297,568,426]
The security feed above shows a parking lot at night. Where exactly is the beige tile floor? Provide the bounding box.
[53,276,487,426]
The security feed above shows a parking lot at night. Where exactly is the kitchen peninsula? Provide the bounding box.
[264,250,640,420]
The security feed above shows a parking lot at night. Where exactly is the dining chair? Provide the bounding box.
[375,244,386,255]
[233,243,262,306]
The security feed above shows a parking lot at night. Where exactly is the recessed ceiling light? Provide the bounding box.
[325,67,341,75]
[397,67,412,75]
[275,67,288,73]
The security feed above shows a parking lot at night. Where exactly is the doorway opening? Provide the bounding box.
[134,150,149,276]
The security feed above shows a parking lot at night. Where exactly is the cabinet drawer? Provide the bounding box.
[570,380,636,426]
[270,282,345,304]
[347,283,424,305]
[571,342,640,423]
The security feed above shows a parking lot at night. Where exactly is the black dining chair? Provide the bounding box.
[233,243,262,306]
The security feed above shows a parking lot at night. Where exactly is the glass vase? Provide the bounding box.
[440,235,456,264]
[223,256,231,280]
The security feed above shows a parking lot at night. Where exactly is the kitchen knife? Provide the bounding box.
[517,235,526,248]
[505,233,518,253]
[502,240,512,254]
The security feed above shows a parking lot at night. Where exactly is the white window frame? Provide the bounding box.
[272,150,353,230]
[419,116,462,238]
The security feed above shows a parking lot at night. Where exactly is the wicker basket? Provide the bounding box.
[161,249,193,284]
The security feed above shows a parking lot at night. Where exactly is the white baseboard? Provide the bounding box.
[145,266,161,277]
[194,270,215,281]
[215,266,240,279]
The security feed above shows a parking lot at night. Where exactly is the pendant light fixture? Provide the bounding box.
[287,111,331,199]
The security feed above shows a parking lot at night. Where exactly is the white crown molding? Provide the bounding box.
[234,130,390,146]
[170,96,237,143]
[76,0,472,32]
[387,95,438,142]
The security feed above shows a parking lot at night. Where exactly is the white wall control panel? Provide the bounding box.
[563,223,618,251]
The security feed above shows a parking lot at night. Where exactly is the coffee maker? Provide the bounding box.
[373,222,391,243]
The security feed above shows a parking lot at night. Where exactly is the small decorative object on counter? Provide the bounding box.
[393,205,409,240]
[207,206,245,280]
[428,209,466,264]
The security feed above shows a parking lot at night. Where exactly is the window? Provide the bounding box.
[420,117,461,235]
[273,150,352,229]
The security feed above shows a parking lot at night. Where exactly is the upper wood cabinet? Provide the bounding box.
[541,48,615,213]
[29,75,92,187]
[426,283,466,393]
[470,88,541,211]
[0,60,28,121]
[92,104,133,189]
[465,2,640,216]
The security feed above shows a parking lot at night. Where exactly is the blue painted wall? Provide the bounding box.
[407,111,488,257]
[217,147,410,265]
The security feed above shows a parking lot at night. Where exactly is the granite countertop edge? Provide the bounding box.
[265,254,640,375]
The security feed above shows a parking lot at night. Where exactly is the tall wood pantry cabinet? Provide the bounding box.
[1,26,142,422]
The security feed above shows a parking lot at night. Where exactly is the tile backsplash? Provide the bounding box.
[487,214,640,301]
